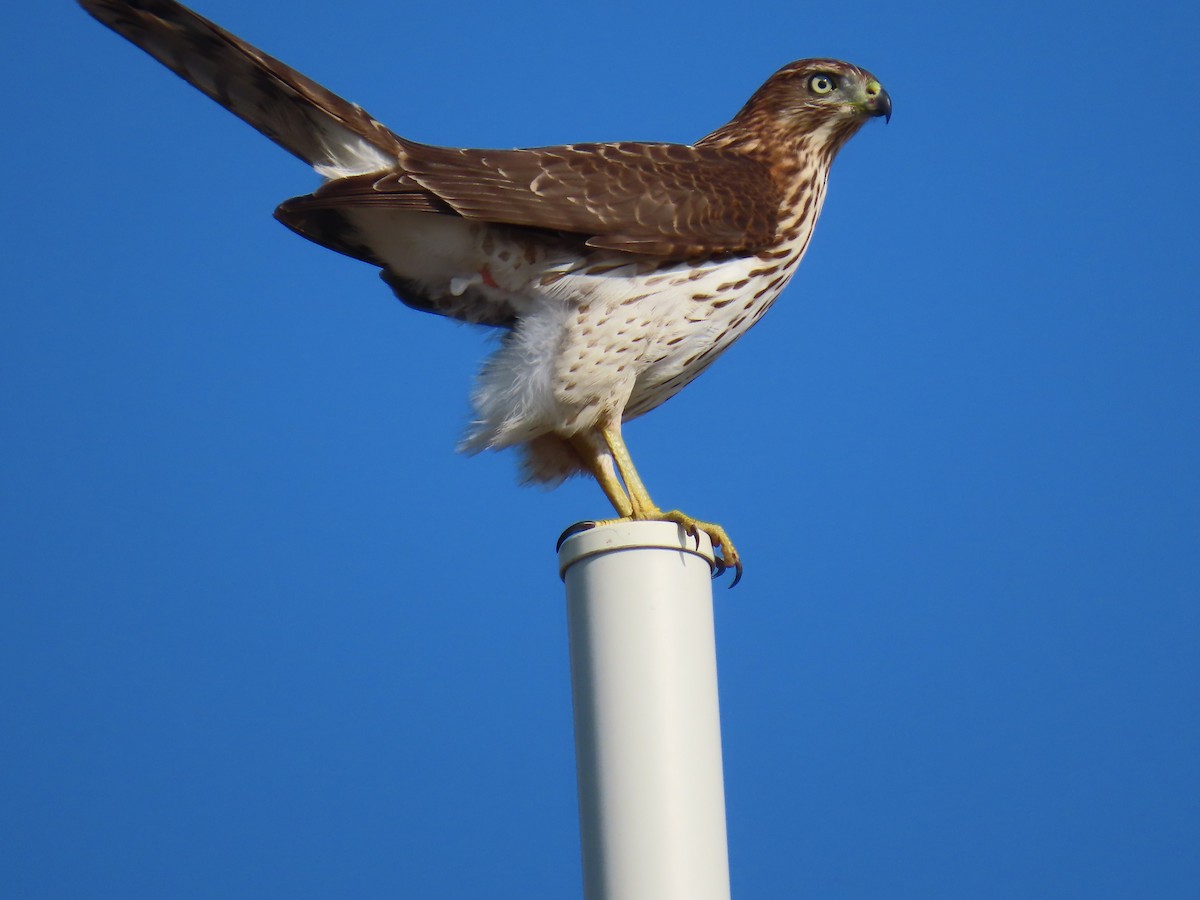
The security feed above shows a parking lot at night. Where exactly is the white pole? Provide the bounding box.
[558,521,731,900]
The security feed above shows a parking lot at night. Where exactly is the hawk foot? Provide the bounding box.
[581,511,743,587]
[656,510,742,588]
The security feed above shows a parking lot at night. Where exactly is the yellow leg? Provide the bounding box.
[590,420,743,586]
[570,433,632,518]
[599,421,658,519]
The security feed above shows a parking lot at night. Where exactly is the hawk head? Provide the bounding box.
[703,58,890,160]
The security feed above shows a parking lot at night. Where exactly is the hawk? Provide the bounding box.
[79,0,891,584]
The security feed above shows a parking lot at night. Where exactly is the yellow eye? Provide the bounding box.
[809,74,836,95]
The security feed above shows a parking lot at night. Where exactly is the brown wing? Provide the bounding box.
[279,141,782,259]
[78,0,404,175]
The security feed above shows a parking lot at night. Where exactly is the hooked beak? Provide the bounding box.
[863,79,892,123]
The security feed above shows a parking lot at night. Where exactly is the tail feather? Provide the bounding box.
[78,0,404,177]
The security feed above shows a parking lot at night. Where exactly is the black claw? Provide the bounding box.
[711,554,743,588]
[727,562,744,589]
[556,520,597,551]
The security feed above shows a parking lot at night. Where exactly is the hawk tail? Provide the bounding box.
[78,0,403,177]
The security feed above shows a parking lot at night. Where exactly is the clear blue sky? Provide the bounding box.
[3,1,1197,896]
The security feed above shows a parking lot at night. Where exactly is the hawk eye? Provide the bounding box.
[809,74,837,95]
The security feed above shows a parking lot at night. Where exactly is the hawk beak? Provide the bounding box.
[863,80,891,123]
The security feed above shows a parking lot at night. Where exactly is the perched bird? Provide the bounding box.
[79,0,890,584]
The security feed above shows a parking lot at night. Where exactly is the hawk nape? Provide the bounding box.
[79,0,890,585]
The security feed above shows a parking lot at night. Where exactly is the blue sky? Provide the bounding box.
[3,0,1197,896]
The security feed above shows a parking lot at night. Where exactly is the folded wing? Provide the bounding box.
[281,141,781,259]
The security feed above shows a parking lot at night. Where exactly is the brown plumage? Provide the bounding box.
[281,142,781,259]
[79,0,891,582]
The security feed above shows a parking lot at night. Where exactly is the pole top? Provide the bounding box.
[557,520,716,582]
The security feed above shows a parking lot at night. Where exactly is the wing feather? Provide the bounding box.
[282,141,781,259]
[401,141,780,256]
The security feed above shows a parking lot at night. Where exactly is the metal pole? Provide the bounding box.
[558,521,731,900]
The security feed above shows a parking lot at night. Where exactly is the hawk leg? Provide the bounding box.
[571,422,743,586]
[569,432,633,518]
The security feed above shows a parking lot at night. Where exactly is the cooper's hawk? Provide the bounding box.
[79,0,890,584]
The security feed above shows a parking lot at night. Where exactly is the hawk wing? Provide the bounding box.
[81,0,782,259]
[278,141,781,259]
